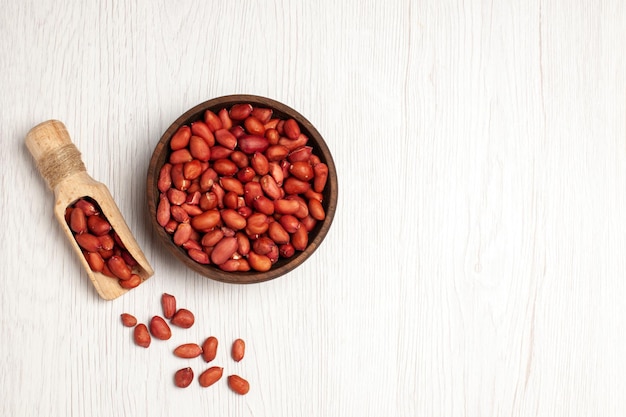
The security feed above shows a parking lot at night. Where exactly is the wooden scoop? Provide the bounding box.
[25,120,154,300]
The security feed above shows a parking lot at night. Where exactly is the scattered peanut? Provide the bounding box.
[122,294,251,393]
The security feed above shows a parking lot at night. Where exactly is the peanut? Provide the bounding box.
[170,308,195,328]
[221,209,246,230]
[201,336,219,362]
[229,103,253,120]
[251,107,272,123]
[170,125,191,150]
[190,209,221,232]
[173,343,203,359]
[87,214,111,236]
[158,163,173,193]
[291,226,309,251]
[214,129,237,150]
[219,108,233,129]
[161,293,176,319]
[133,323,151,348]
[244,116,265,136]
[204,110,222,131]
[231,338,245,362]
[69,207,87,234]
[268,221,290,244]
[313,162,329,193]
[199,367,224,388]
[173,223,193,246]
[169,148,193,164]
[188,248,210,264]
[157,195,171,227]
[183,159,203,180]
[119,273,141,289]
[120,313,137,327]
[74,198,98,216]
[174,367,194,388]
[283,118,300,139]
[228,375,250,395]
[213,158,238,176]
[209,145,233,160]
[238,135,269,154]
[107,255,132,280]
[211,236,238,265]
[191,121,215,146]
[308,198,325,221]
[279,243,295,258]
[75,233,102,252]
[149,316,172,340]
[250,152,269,175]
[289,161,314,181]
[84,251,105,272]
[100,234,116,250]
[247,250,271,272]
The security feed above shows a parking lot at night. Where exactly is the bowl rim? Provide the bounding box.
[147,94,338,284]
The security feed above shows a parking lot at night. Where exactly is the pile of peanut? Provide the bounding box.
[121,293,249,394]
[156,103,329,271]
[66,197,142,289]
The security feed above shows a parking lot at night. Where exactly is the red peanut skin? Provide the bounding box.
[291,226,309,251]
[191,209,221,232]
[202,337,219,362]
[173,223,193,246]
[228,375,250,395]
[191,121,215,146]
[170,309,195,328]
[251,152,269,175]
[238,135,269,154]
[188,248,210,264]
[149,316,172,340]
[87,214,111,236]
[133,324,151,348]
[108,255,132,280]
[161,293,177,319]
[215,129,237,150]
[76,233,102,252]
[189,136,211,161]
[204,110,222,131]
[313,162,329,193]
[244,116,265,136]
[175,367,194,388]
[289,161,314,181]
[248,251,272,272]
[268,221,290,244]
[283,177,311,195]
[283,118,301,139]
[85,251,105,272]
[199,367,224,388]
[210,236,238,265]
[121,276,141,291]
[229,103,253,120]
[231,338,245,362]
[170,126,191,150]
[70,207,87,234]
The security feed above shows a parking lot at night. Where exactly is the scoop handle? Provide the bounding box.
[25,120,87,190]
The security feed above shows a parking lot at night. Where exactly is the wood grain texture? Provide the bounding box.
[1,0,625,416]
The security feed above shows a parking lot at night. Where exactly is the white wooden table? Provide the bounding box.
[2,1,625,415]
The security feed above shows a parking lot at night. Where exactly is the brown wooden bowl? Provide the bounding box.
[147,95,338,284]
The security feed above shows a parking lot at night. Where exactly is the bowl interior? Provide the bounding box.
[147,95,337,284]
